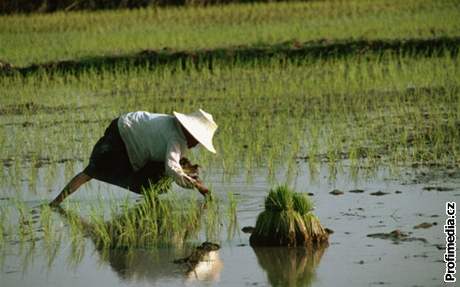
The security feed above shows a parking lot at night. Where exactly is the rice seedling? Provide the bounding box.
[0,207,7,249]
[65,203,88,257]
[250,185,328,248]
[89,205,111,248]
[226,192,239,240]
[44,232,63,270]
[0,204,29,251]
[51,178,224,251]
[19,239,37,274]
[39,204,54,247]
[13,199,36,245]
[198,191,220,242]
[0,243,4,271]
[68,234,86,268]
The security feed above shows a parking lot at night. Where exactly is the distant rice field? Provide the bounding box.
[0,0,459,66]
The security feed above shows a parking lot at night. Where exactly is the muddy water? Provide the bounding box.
[1,161,458,287]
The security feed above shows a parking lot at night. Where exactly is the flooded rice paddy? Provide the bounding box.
[1,46,459,286]
[0,160,458,287]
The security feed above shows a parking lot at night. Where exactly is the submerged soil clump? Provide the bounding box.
[329,189,344,196]
[413,222,437,229]
[367,229,428,244]
[250,185,329,248]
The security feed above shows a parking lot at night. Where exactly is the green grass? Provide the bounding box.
[226,192,239,240]
[0,0,459,66]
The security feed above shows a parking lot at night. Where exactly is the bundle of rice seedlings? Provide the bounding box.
[250,185,329,248]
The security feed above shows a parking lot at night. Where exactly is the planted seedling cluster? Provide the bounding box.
[250,185,329,248]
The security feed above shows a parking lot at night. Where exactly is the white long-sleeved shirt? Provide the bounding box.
[117,111,195,189]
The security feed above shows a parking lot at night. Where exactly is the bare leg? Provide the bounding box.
[50,172,92,206]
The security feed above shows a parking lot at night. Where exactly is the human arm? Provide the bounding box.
[50,172,92,206]
[193,179,209,196]
[165,141,209,196]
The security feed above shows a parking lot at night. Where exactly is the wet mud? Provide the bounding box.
[367,229,428,244]
[413,222,437,229]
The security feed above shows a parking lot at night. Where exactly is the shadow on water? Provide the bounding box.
[252,246,327,287]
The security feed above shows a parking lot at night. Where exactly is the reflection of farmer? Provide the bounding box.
[100,245,223,284]
[50,109,217,206]
[53,206,223,284]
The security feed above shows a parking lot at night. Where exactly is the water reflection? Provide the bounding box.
[252,246,327,287]
[175,242,223,283]
[54,205,223,285]
[97,241,223,284]
[186,250,222,282]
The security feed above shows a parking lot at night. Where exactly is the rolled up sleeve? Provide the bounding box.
[165,141,196,189]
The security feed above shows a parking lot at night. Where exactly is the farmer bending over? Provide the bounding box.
[50,109,217,206]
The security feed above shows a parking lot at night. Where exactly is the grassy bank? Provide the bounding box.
[2,37,459,76]
[1,0,459,66]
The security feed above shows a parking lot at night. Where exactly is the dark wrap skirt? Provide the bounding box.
[83,118,167,194]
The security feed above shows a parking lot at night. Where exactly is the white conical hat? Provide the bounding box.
[173,109,218,154]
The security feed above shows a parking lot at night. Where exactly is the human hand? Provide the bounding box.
[194,180,209,197]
